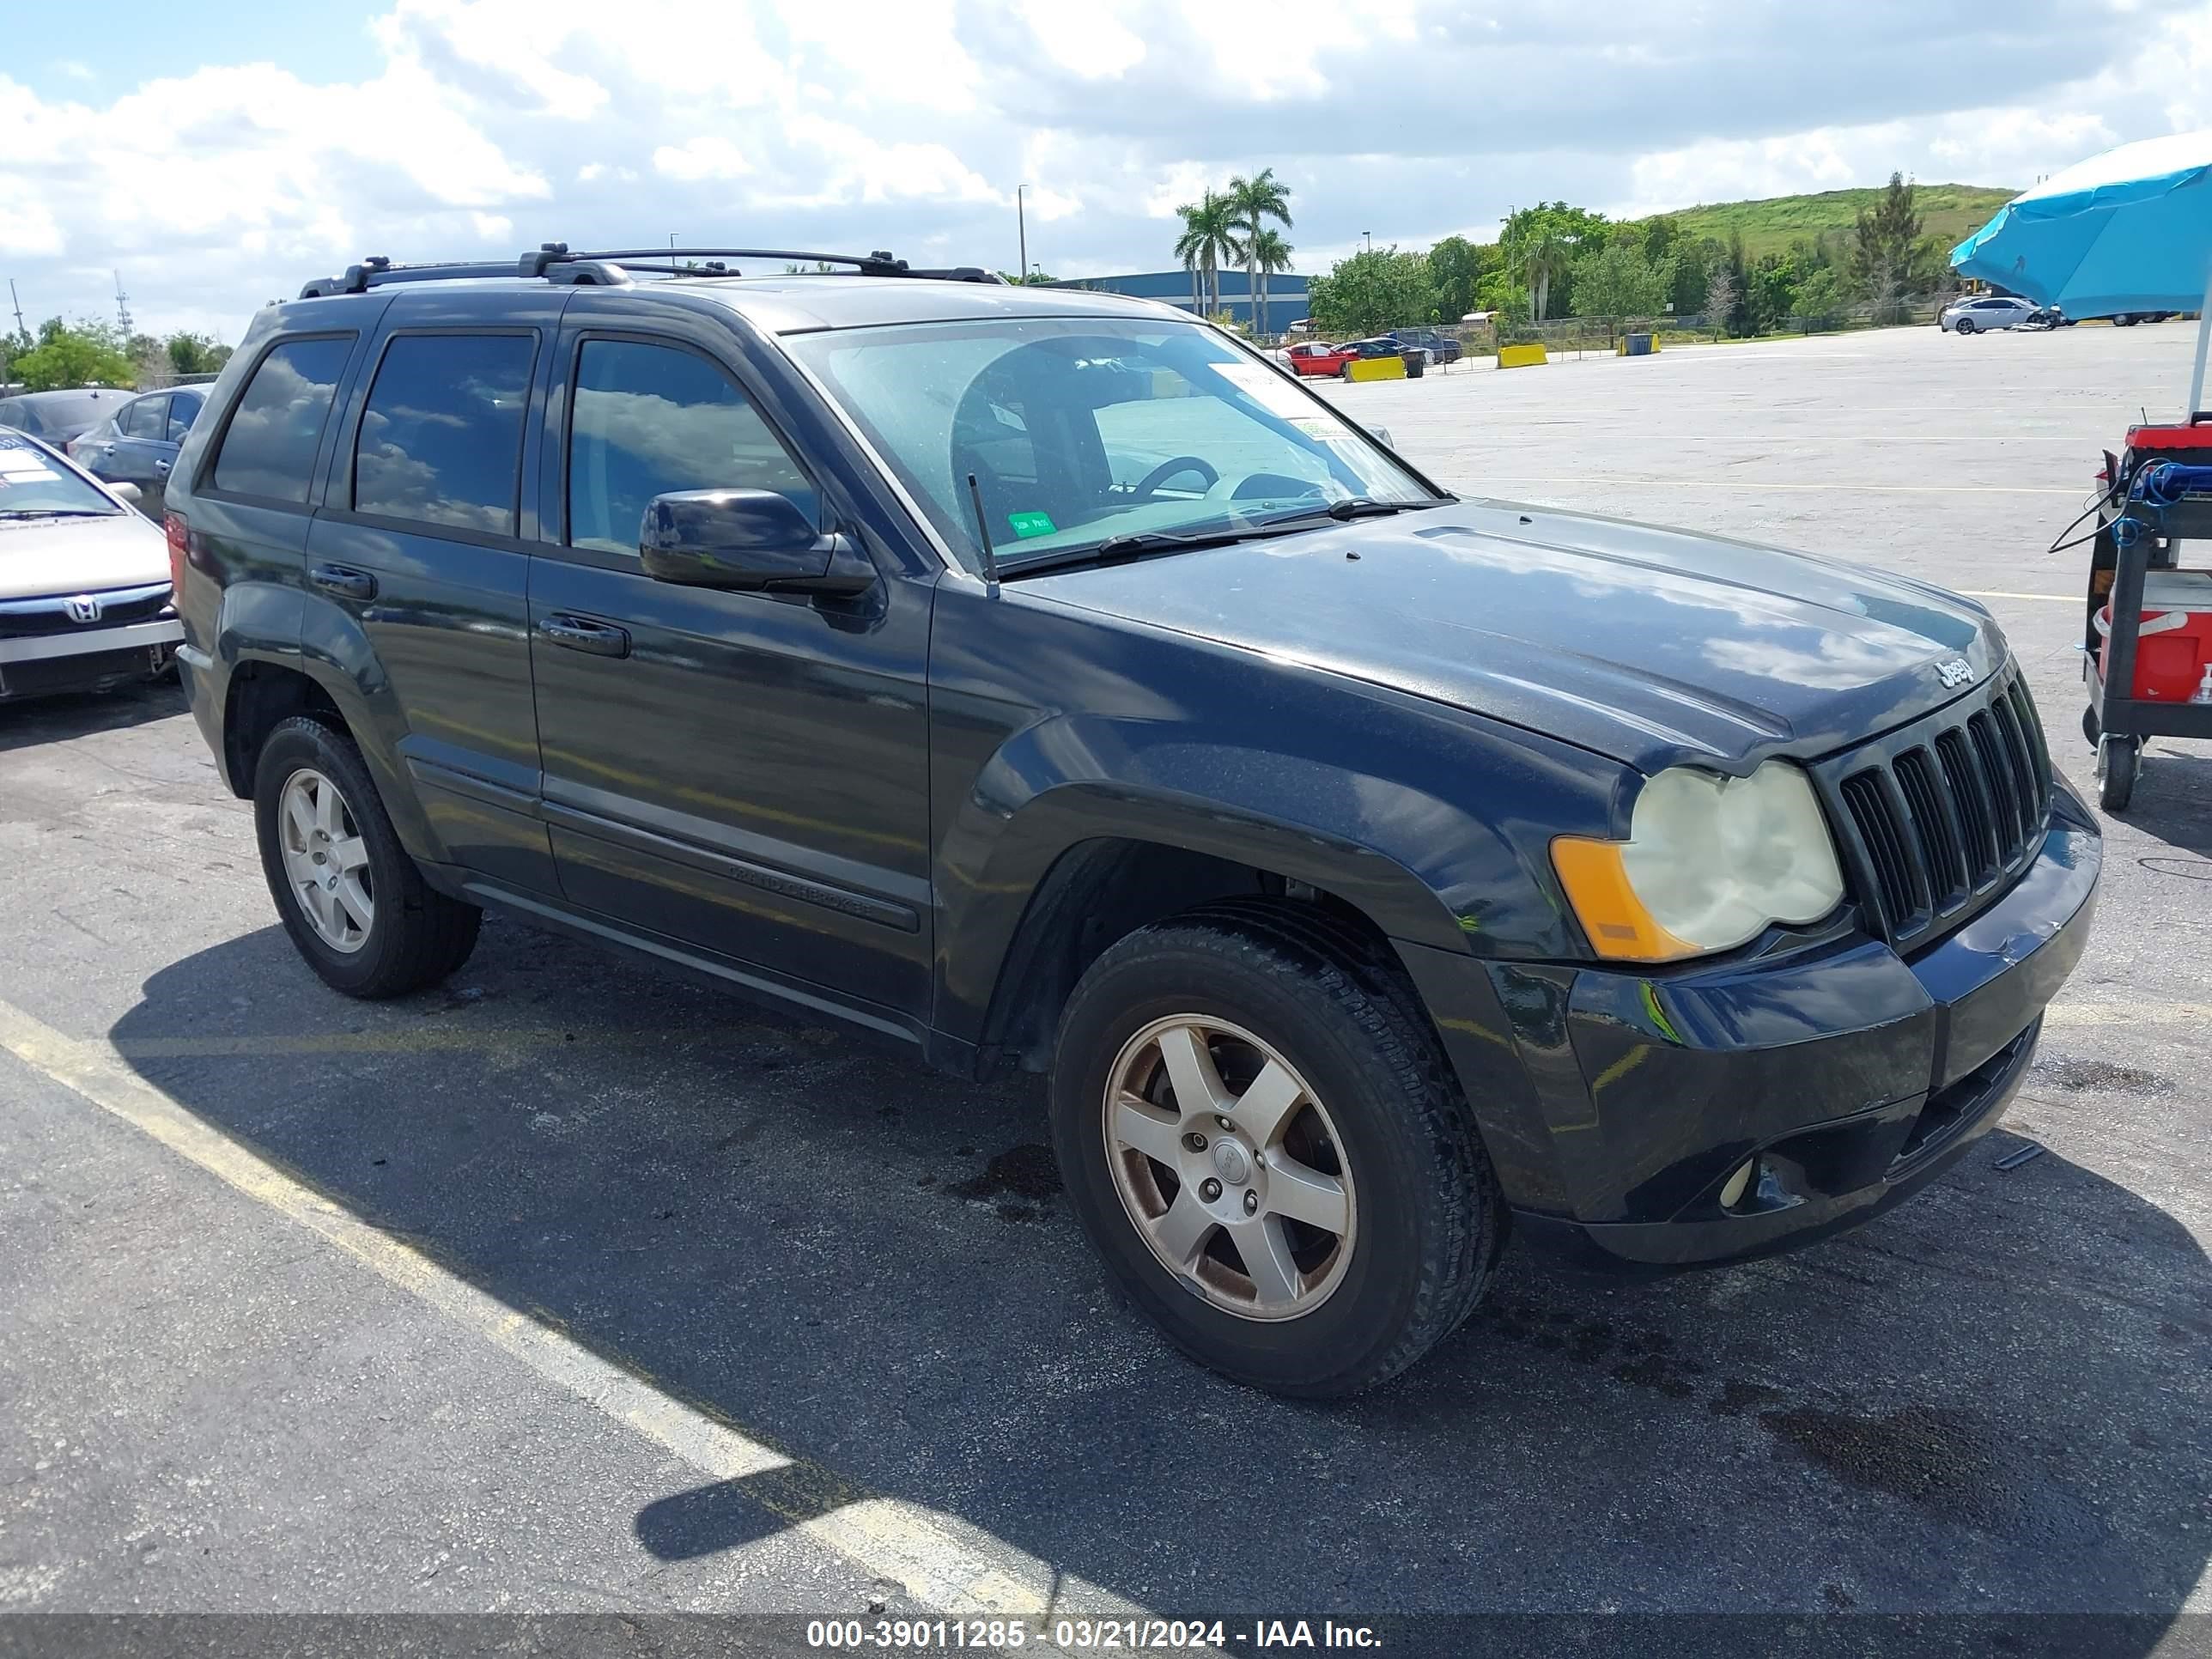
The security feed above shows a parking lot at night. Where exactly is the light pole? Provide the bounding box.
[1363,230,1372,255]
[1018,185,1028,283]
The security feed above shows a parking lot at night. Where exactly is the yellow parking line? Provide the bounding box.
[0,996,1151,1627]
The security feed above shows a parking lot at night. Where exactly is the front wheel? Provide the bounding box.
[1954,317,1978,334]
[1050,902,1504,1397]
[2097,735,2139,812]
[253,716,482,997]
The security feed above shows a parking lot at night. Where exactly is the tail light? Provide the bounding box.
[165,512,189,596]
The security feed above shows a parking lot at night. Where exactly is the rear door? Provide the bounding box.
[304,289,565,893]
[101,394,173,516]
[526,301,934,1022]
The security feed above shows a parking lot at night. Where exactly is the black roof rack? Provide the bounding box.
[300,243,1006,300]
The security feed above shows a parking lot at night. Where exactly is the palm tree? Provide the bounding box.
[1227,168,1294,332]
[1249,228,1293,338]
[1173,191,1243,318]
[1523,224,1571,322]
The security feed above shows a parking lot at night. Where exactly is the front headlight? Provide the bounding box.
[1552,761,1844,963]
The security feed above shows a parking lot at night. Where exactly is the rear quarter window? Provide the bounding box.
[210,336,356,503]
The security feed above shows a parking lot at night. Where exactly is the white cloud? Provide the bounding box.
[3,0,2209,335]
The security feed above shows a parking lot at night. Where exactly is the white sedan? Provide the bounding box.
[1940,295,2036,333]
[0,431,182,703]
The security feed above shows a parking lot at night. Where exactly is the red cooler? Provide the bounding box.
[2096,569,2212,701]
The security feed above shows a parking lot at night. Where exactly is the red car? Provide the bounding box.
[1279,340,1353,377]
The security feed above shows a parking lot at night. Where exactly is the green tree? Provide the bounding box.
[1225,167,1293,335]
[1248,228,1294,337]
[1173,190,1243,315]
[9,322,135,392]
[1793,265,1844,325]
[1851,172,1935,317]
[1304,247,1435,337]
[165,332,230,376]
[1571,241,1673,328]
[1427,234,1482,323]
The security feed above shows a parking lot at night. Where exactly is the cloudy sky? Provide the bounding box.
[4,0,2209,337]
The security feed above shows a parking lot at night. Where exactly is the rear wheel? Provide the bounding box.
[1050,902,1504,1397]
[253,716,481,997]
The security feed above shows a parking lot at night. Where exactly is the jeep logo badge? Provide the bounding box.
[1936,656,1974,689]
[64,595,102,624]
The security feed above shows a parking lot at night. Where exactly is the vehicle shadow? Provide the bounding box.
[2113,749,2212,858]
[0,676,185,753]
[109,919,2212,1630]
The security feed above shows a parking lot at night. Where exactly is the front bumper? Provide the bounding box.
[1399,778,2100,1273]
[0,620,182,702]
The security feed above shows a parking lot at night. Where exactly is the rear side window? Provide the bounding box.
[211,337,354,503]
[167,393,202,443]
[567,338,816,556]
[121,396,167,440]
[353,333,536,534]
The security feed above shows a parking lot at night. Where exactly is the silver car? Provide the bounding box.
[1940,295,2036,334]
[0,431,181,703]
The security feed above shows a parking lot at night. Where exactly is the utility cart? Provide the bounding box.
[2081,427,2212,809]
[1953,128,2212,812]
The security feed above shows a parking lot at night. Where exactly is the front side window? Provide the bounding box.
[121,396,167,441]
[566,338,816,556]
[354,333,536,534]
[211,336,355,503]
[787,316,1437,572]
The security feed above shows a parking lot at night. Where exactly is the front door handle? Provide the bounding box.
[540,614,630,658]
[309,563,377,602]
[155,459,171,474]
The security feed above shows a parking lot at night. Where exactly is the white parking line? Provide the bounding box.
[0,996,1152,1626]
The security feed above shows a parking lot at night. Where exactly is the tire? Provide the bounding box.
[2081,703,2101,749]
[1954,317,1977,335]
[2096,735,2139,812]
[252,715,482,997]
[1049,900,1505,1397]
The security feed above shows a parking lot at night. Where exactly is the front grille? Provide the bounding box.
[0,583,173,640]
[1826,677,2051,952]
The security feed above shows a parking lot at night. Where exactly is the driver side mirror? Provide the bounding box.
[110,481,143,506]
[1368,427,1395,449]
[641,489,874,596]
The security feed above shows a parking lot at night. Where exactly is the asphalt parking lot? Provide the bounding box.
[3,320,2209,1650]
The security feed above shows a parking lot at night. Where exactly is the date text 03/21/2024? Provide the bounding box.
[805,1619,1383,1650]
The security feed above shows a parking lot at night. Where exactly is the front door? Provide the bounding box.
[104,393,173,517]
[526,311,934,1026]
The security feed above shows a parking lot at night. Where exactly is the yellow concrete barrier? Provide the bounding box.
[1345,356,1407,383]
[1497,343,1548,369]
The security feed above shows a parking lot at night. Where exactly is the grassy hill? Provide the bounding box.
[1642,185,2018,260]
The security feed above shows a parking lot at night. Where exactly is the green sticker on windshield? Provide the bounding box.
[1007,510,1056,538]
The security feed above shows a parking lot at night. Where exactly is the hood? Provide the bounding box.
[0,511,170,602]
[1020,499,2004,772]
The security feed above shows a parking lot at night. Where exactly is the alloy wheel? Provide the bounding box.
[1102,1014,1356,1321]
[277,767,374,953]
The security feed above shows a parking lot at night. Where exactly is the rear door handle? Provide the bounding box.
[540,614,630,658]
[309,563,377,602]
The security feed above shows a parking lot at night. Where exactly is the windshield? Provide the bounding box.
[785,316,1441,573]
[0,434,123,520]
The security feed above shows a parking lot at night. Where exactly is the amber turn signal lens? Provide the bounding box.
[1550,836,1699,963]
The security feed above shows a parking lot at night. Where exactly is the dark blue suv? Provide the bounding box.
[166,244,2099,1395]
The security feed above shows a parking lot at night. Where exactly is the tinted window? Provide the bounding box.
[568,339,815,556]
[212,337,354,502]
[167,392,203,443]
[354,333,536,533]
[0,402,24,433]
[121,395,167,440]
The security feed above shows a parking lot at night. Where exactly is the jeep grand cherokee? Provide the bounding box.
[166,245,2099,1396]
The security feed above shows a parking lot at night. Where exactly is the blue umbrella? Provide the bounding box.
[1951,129,2212,414]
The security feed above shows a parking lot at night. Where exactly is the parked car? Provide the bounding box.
[1343,337,1426,376]
[67,385,210,520]
[1939,295,2034,333]
[2017,306,2073,331]
[1388,327,1462,365]
[0,430,181,703]
[1275,341,1353,377]
[168,246,2098,1396]
[2112,311,2175,326]
[0,386,134,447]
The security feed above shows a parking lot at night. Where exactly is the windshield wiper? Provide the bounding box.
[999,520,1310,580]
